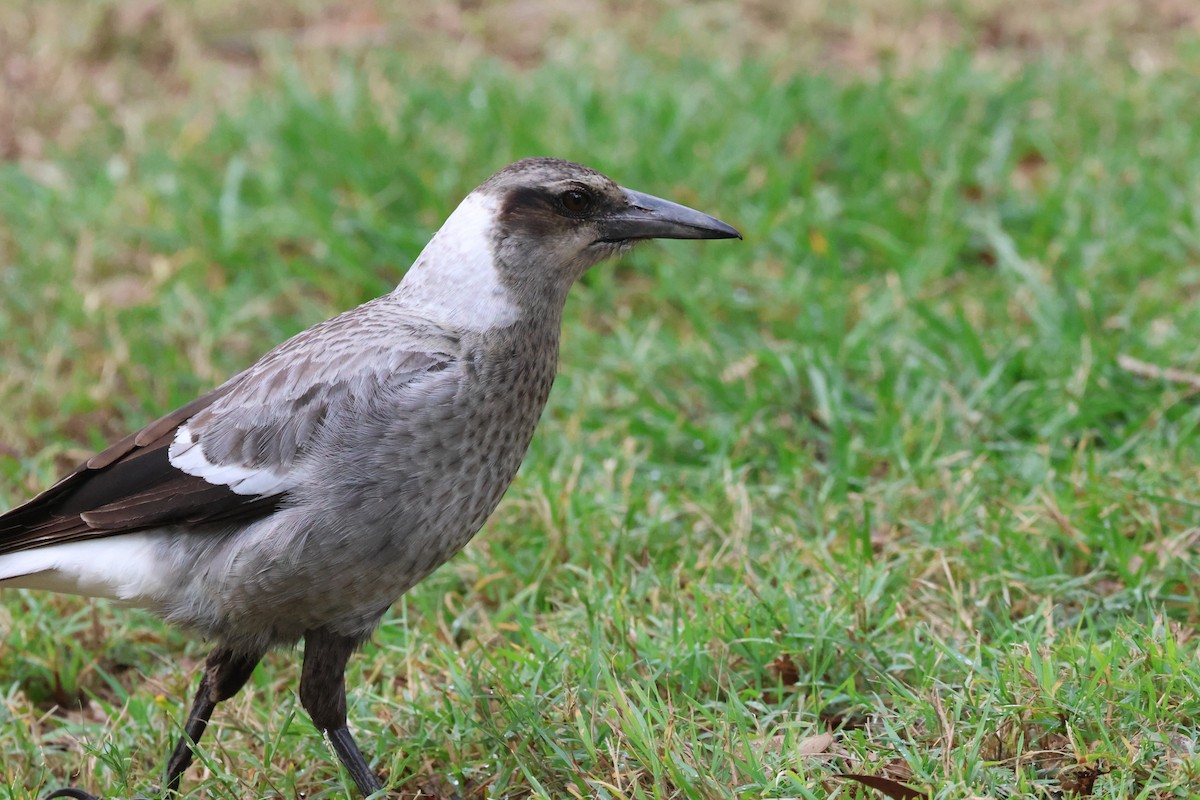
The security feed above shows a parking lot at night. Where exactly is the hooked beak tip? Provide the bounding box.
[600,188,742,243]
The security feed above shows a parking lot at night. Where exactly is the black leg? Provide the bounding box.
[300,628,384,797]
[41,647,261,800]
[163,647,262,794]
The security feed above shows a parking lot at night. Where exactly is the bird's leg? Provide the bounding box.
[162,647,262,794]
[41,648,261,800]
[300,628,384,797]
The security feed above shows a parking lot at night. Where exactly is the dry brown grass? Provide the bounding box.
[3,0,1199,163]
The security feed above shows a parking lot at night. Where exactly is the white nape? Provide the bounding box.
[395,192,520,331]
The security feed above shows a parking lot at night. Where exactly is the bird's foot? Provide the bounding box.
[43,789,101,800]
[43,789,156,800]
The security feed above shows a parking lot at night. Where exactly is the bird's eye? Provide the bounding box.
[558,188,593,215]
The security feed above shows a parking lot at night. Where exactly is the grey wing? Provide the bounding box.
[167,341,455,497]
[0,306,458,555]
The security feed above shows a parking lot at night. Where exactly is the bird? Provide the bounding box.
[0,157,740,798]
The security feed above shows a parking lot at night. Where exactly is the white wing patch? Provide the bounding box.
[169,425,292,496]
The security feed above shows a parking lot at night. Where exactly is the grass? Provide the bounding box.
[2,2,1200,798]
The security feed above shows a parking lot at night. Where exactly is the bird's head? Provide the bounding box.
[399,157,740,328]
[483,157,740,286]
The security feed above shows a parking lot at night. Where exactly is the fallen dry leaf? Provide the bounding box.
[837,773,928,799]
[796,732,835,755]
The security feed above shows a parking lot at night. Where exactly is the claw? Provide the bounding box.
[43,790,101,800]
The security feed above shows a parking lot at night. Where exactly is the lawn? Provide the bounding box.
[1,2,1199,798]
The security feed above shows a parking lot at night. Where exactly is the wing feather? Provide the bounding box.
[0,302,459,557]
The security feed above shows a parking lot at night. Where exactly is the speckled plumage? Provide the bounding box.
[1,157,740,798]
[148,311,562,653]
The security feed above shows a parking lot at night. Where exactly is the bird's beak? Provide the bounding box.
[598,188,742,242]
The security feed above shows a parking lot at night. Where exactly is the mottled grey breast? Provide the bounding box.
[154,312,564,648]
